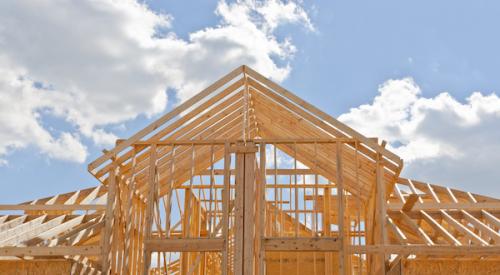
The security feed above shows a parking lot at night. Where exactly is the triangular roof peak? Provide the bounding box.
[5,66,500,272]
[87,65,403,200]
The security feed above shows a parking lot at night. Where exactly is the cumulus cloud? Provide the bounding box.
[0,64,87,164]
[0,0,313,163]
[339,78,500,196]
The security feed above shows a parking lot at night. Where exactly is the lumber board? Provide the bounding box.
[264,237,341,251]
[0,205,106,211]
[144,238,224,252]
[0,245,101,256]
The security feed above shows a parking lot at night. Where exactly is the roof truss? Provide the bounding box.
[1,66,499,274]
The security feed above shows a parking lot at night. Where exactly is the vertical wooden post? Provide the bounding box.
[165,145,176,238]
[257,143,267,274]
[124,150,138,274]
[366,189,375,275]
[221,142,231,275]
[143,144,157,275]
[336,142,346,275]
[369,153,387,274]
[323,185,331,274]
[209,145,215,238]
[234,143,245,275]
[354,141,363,275]
[185,145,196,238]
[273,145,278,238]
[102,161,117,275]
[113,176,123,273]
[378,160,387,245]
[294,143,299,238]
[234,141,257,275]
[313,142,319,275]
[181,188,192,274]
[243,142,256,275]
[293,143,299,275]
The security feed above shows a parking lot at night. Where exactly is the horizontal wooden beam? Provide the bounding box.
[0,204,106,211]
[264,237,340,251]
[388,202,500,212]
[0,245,101,256]
[229,144,258,153]
[349,245,500,255]
[131,138,358,146]
[198,168,313,176]
[144,238,224,252]
[171,183,338,190]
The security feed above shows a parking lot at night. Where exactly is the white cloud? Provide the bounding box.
[339,78,500,196]
[218,0,314,33]
[0,64,87,164]
[0,0,312,163]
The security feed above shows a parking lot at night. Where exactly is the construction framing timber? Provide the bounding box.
[1,65,499,275]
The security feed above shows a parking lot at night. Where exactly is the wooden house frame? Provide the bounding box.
[1,65,499,274]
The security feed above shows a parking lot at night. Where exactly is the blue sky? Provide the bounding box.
[1,0,500,203]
